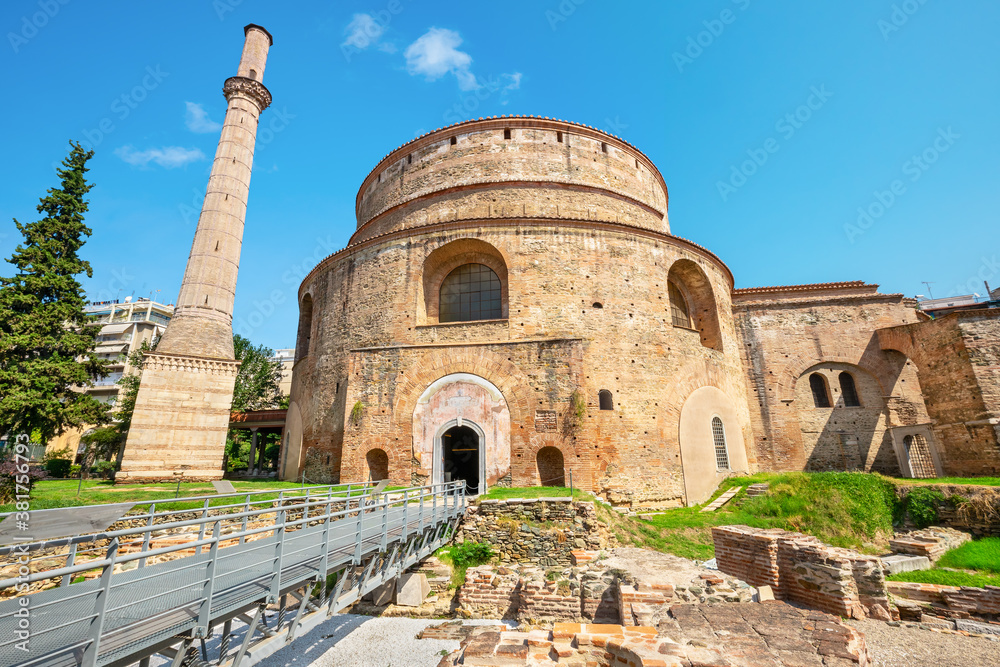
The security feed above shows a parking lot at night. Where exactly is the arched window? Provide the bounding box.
[439,263,502,323]
[536,447,565,486]
[809,373,831,408]
[295,294,313,362]
[712,416,729,470]
[365,448,389,481]
[668,281,691,328]
[839,372,861,407]
[598,390,614,411]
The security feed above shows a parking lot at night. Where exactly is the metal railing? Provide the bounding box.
[0,481,466,667]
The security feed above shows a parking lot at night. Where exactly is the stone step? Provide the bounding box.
[700,486,741,512]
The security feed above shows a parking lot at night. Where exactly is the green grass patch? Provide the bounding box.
[434,541,493,587]
[886,568,1000,588]
[480,486,595,501]
[889,476,1000,486]
[603,472,898,560]
[937,537,1000,573]
[0,478,344,513]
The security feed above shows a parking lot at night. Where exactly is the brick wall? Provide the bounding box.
[733,283,927,475]
[877,310,1000,476]
[895,485,1000,536]
[712,525,891,620]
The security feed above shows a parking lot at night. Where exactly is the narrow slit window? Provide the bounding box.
[598,390,613,411]
[503,128,511,140]
[557,131,563,143]
[450,136,457,146]
[712,416,729,470]
[601,142,608,153]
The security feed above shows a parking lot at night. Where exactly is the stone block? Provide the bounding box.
[880,554,931,575]
[395,572,432,606]
[757,585,775,602]
[371,580,394,606]
[955,618,1000,636]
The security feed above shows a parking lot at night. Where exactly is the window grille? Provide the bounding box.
[439,263,502,323]
[810,373,831,408]
[712,416,729,470]
[668,281,691,328]
[839,372,861,407]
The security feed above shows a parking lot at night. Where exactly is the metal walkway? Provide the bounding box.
[0,481,466,667]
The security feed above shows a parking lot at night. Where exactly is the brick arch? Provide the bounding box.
[667,258,723,352]
[659,361,736,429]
[419,237,511,324]
[391,347,534,427]
[778,348,896,402]
[520,434,580,486]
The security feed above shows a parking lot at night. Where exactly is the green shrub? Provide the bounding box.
[69,464,81,477]
[903,487,945,528]
[43,458,73,478]
[449,541,494,569]
[91,460,118,480]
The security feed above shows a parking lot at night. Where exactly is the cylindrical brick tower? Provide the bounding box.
[284,117,755,507]
[119,24,273,482]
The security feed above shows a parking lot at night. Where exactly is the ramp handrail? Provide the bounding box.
[0,481,467,667]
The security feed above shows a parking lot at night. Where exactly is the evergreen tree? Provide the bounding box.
[231,334,283,412]
[114,337,156,437]
[0,142,110,443]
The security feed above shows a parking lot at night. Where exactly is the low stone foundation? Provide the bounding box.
[456,499,615,565]
[887,580,1000,620]
[712,525,891,620]
[888,526,972,561]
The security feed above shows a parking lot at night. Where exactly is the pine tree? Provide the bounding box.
[0,142,110,443]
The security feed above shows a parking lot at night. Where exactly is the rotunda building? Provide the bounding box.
[284,116,754,506]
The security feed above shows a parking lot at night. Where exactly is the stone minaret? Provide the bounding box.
[119,25,273,482]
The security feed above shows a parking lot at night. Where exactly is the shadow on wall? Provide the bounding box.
[797,361,901,475]
[679,385,749,506]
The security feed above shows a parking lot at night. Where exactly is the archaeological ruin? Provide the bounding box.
[280,116,1000,505]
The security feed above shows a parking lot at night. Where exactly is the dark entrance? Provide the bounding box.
[442,425,480,493]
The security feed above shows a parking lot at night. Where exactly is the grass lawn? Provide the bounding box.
[889,476,1000,486]
[480,486,595,501]
[886,568,1000,588]
[937,537,1000,573]
[606,472,898,561]
[0,478,341,514]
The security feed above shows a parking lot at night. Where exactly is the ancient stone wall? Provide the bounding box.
[286,117,755,507]
[877,310,1000,476]
[456,499,615,565]
[733,283,928,475]
[712,525,891,620]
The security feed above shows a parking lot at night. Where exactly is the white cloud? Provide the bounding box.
[185,102,221,133]
[502,72,522,91]
[343,13,386,51]
[404,28,479,91]
[115,146,206,169]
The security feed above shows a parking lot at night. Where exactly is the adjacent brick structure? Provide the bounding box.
[712,525,891,620]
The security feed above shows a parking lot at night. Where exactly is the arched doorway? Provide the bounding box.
[536,447,565,486]
[366,448,389,481]
[442,425,480,493]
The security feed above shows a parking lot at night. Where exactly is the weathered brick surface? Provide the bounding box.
[712,525,890,620]
[887,580,1000,618]
[733,283,927,475]
[287,118,753,506]
[888,526,971,561]
[877,310,1000,476]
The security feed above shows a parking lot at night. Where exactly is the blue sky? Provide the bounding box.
[1,1,997,350]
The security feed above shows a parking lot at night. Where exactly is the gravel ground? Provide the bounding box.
[847,619,1000,667]
[257,615,505,667]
